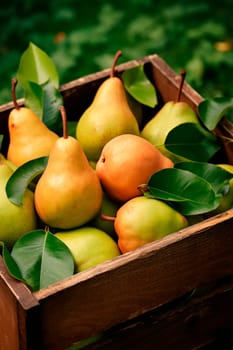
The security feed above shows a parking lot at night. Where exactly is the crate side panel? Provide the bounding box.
[81,276,233,350]
[36,213,233,349]
[0,257,41,350]
[0,275,20,350]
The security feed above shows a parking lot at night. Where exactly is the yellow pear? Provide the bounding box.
[76,51,140,161]
[113,196,188,253]
[7,78,59,166]
[141,70,201,160]
[0,155,37,247]
[55,226,121,272]
[34,106,103,229]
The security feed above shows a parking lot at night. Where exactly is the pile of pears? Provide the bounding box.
[1,51,206,272]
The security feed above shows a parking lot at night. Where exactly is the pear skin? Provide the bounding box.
[7,79,59,166]
[7,106,59,166]
[0,159,37,247]
[34,107,103,229]
[96,134,173,202]
[114,196,188,253]
[76,51,140,162]
[141,70,201,160]
[54,226,121,272]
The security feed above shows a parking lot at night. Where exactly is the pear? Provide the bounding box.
[113,196,188,253]
[54,226,121,272]
[34,106,103,229]
[0,155,37,247]
[7,78,59,166]
[141,70,201,161]
[76,51,140,162]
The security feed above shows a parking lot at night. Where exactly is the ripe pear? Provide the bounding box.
[96,134,173,202]
[141,70,201,160]
[7,78,59,166]
[113,196,188,253]
[0,156,37,247]
[34,106,103,229]
[54,226,121,272]
[76,51,140,162]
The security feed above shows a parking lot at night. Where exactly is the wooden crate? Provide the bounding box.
[0,54,233,350]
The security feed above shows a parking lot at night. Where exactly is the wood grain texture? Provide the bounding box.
[79,276,233,350]
[0,258,40,350]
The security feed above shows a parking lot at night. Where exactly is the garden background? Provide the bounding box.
[0,0,233,103]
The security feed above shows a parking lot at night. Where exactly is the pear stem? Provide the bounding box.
[100,214,116,222]
[137,184,149,194]
[59,106,68,139]
[11,78,20,110]
[176,69,186,103]
[110,50,122,78]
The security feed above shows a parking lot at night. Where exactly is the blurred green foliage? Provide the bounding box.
[1,0,233,103]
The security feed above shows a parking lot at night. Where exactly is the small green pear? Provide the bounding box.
[34,106,103,229]
[114,196,188,253]
[54,226,121,272]
[7,78,59,166]
[0,156,37,247]
[76,51,140,161]
[141,70,201,160]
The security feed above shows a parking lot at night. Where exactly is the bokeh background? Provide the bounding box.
[1,0,233,103]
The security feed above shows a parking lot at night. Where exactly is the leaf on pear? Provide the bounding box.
[6,156,48,206]
[198,97,233,131]
[122,64,157,108]
[165,122,221,162]
[145,167,221,215]
[17,42,59,89]
[175,161,233,195]
[10,229,75,291]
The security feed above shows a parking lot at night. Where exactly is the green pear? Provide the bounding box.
[34,106,103,229]
[7,78,59,167]
[114,196,188,253]
[54,226,121,272]
[91,192,121,239]
[76,51,140,161]
[0,156,37,247]
[141,70,200,161]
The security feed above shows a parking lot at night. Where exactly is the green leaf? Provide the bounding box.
[24,81,44,119]
[41,80,63,135]
[10,229,75,291]
[6,156,48,205]
[165,122,221,162]
[146,168,221,215]
[0,134,3,149]
[198,97,233,131]
[175,161,233,195]
[0,242,25,283]
[122,64,157,108]
[17,42,59,89]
